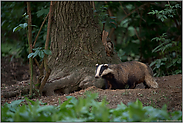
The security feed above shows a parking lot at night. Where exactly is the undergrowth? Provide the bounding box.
[1,92,182,122]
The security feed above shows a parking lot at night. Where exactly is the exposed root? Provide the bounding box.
[1,67,105,98]
[1,80,30,98]
[43,67,105,96]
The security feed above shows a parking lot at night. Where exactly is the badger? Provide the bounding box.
[95,61,158,89]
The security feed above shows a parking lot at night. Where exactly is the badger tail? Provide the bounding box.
[144,74,158,88]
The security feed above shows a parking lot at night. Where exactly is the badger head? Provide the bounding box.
[95,64,113,78]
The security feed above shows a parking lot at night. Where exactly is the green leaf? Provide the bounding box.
[177,58,182,64]
[36,8,49,17]
[30,25,38,28]
[59,98,72,109]
[152,42,166,53]
[134,99,143,109]
[9,100,24,108]
[38,50,44,58]
[13,23,28,32]
[109,19,117,24]
[150,61,157,67]
[25,97,35,105]
[110,23,116,28]
[27,53,34,58]
[110,16,116,19]
[13,26,23,32]
[19,23,28,29]
[43,49,52,55]
[37,105,55,113]
[33,50,39,58]
[162,43,172,52]
[33,47,42,51]
[171,111,182,120]
[24,15,29,19]
[66,96,78,105]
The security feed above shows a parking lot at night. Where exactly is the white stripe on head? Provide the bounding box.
[95,64,103,77]
[101,68,113,77]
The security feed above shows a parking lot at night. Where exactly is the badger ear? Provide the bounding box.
[104,64,108,67]
[101,68,113,76]
[96,64,99,67]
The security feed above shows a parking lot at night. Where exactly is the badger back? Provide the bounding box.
[95,64,113,78]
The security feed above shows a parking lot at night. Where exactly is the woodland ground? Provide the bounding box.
[1,56,182,112]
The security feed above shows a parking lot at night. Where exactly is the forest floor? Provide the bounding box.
[1,56,182,112]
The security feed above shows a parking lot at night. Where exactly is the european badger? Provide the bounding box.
[95,61,158,89]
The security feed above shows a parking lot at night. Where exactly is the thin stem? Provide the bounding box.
[33,13,49,48]
[27,2,33,98]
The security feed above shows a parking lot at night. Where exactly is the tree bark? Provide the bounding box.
[43,1,121,96]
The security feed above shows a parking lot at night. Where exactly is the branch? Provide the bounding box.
[27,2,33,98]
[33,13,49,48]
[104,1,115,39]
[39,1,53,95]
[118,3,148,25]
[119,2,127,15]
[92,1,96,11]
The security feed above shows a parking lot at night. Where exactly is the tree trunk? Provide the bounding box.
[43,1,121,96]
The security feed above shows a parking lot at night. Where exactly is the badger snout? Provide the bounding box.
[95,75,99,78]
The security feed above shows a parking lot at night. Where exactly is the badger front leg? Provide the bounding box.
[104,80,112,89]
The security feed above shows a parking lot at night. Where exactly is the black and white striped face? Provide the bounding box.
[95,64,113,78]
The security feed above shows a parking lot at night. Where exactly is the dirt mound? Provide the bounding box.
[1,56,182,112]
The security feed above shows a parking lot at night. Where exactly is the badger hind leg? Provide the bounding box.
[144,75,158,89]
[127,79,136,89]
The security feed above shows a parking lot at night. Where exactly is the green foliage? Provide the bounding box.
[13,23,28,32]
[150,33,182,77]
[1,1,181,77]
[1,2,50,62]
[1,93,182,122]
[28,47,52,59]
[95,1,181,76]
[148,2,181,76]
[94,4,117,29]
[148,3,181,22]
[1,43,20,58]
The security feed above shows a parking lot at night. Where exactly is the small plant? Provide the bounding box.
[152,90,158,95]
[1,93,182,122]
[137,93,143,97]
[122,89,130,96]
[148,3,181,22]
[150,33,182,77]
[27,47,52,59]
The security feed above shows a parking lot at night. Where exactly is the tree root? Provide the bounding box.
[43,67,105,96]
[1,80,30,98]
[1,67,105,98]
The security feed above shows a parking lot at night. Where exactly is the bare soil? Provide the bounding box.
[1,56,182,112]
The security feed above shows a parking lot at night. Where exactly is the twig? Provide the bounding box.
[104,1,115,39]
[34,58,39,68]
[33,13,49,48]
[92,1,95,11]
[134,27,141,42]
[39,1,53,95]
[27,2,33,98]
[120,2,142,41]
[120,2,144,60]
[118,3,148,25]
[119,2,127,15]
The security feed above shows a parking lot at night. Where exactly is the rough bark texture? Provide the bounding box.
[43,2,121,96]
